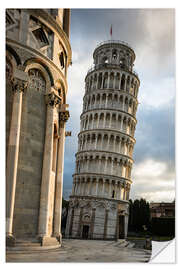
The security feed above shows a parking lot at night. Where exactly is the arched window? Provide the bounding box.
[120,74,125,90]
[120,58,125,68]
[32,27,49,48]
[102,56,109,64]
[112,49,117,60]
[59,52,65,69]
[112,190,115,198]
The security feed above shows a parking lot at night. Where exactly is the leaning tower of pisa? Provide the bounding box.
[65,40,140,240]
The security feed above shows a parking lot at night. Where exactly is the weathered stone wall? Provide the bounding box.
[106,209,117,239]
[71,208,81,237]
[13,76,46,238]
[93,206,105,239]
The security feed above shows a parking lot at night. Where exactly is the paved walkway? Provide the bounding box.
[6,239,152,263]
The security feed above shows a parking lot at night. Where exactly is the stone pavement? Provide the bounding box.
[6,239,152,263]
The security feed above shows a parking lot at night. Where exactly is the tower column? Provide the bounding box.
[109,180,112,198]
[119,184,122,200]
[115,183,118,199]
[119,73,122,90]
[95,179,98,196]
[102,179,105,197]
[107,72,110,89]
[6,72,28,246]
[113,72,116,89]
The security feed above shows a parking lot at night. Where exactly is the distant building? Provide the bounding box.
[150,202,175,219]
[6,9,71,247]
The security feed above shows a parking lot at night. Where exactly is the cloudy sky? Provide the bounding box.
[63,8,175,203]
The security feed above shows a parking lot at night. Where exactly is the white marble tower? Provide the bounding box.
[65,40,140,240]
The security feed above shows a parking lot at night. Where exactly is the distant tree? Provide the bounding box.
[61,197,69,233]
[128,198,150,233]
[128,199,133,231]
[62,197,69,209]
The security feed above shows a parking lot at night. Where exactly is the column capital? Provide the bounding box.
[59,110,70,122]
[11,77,28,93]
[45,91,61,107]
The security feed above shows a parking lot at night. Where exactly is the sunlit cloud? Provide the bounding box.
[130,159,175,202]
[133,159,166,178]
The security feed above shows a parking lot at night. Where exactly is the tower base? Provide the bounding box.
[65,196,129,240]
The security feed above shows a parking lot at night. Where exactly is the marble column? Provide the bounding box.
[113,137,116,152]
[107,72,110,88]
[98,158,101,173]
[124,75,127,91]
[119,139,122,153]
[53,109,69,241]
[38,91,62,244]
[119,74,122,90]
[94,134,98,149]
[108,180,112,198]
[6,73,28,245]
[101,72,104,89]
[87,157,90,172]
[119,184,122,200]
[97,114,100,128]
[109,113,112,129]
[95,179,98,196]
[115,183,118,199]
[105,94,108,108]
[104,157,108,174]
[111,158,114,175]
[103,209,109,239]
[113,72,116,89]
[102,179,105,197]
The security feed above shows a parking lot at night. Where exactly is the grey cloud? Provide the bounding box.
[134,101,175,166]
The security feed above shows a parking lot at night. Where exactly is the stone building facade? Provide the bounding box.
[150,202,175,219]
[65,40,140,240]
[6,9,71,247]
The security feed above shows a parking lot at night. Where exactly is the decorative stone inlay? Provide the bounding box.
[82,214,91,222]
[11,77,28,93]
[28,69,46,93]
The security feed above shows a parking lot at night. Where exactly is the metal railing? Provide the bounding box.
[95,40,134,51]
